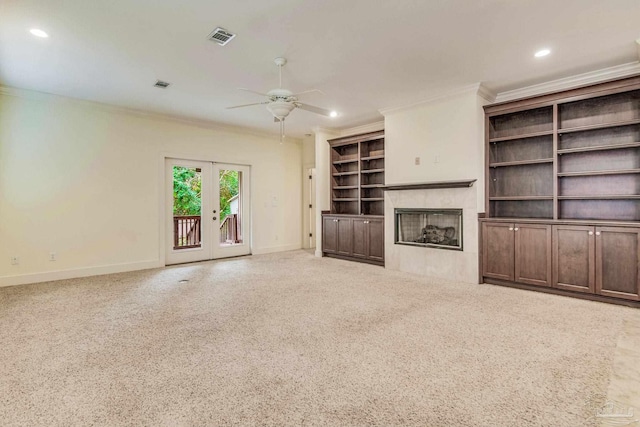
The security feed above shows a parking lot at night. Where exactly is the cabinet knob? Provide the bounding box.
[588,231,594,236]
[508,227,514,231]
[514,227,519,231]
[595,231,601,236]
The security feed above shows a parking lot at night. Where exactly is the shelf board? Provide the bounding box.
[361,155,385,161]
[332,171,359,176]
[333,198,358,202]
[558,168,640,177]
[490,196,553,201]
[383,179,477,191]
[557,142,640,154]
[559,119,640,134]
[333,185,358,190]
[362,198,384,202]
[558,195,640,200]
[361,168,385,174]
[489,130,553,143]
[490,158,554,168]
[332,159,358,165]
[361,184,385,188]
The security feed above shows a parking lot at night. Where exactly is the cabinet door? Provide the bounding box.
[367,219,385,262]
[322,216,338,254]
[552,225,595,293]
[515,224,551,287]
[352,219,367,258]
[596,227,640,301]
[482,222,515,281]
[336,217,353,256]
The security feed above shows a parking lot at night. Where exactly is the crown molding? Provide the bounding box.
[0,85,302,143]
[311,126,340,136]
[494,62,640,103]
[339,120,385,137]
[379,83,496,116]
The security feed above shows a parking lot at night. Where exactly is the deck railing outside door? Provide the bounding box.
[220,214,240,243]
[173,215,201,249]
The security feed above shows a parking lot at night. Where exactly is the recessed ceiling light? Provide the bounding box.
[535,49,551,58]
[29,28,49,38]
[329,111,338,118]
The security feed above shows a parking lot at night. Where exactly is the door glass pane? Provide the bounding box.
[172,166,202,249]
[219,169,243,245]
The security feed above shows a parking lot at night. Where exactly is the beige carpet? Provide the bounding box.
[0,250,636,426]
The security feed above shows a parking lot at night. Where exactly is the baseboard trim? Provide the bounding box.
[252,244,301,255]
[482,278,640,308]
[0,259,162,288]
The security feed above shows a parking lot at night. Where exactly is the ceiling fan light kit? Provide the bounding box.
[227,57,337,139]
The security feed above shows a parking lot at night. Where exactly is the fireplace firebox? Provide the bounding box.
[394,208,463,250]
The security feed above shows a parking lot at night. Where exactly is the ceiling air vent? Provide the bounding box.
[154,80,170,89]
[208,27,236,46]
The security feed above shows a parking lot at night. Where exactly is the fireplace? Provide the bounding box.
[394,208,463,251]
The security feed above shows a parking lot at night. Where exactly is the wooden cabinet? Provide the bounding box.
[352,218,384,262]
[482,222,551,286]
[482,76,640,305]
[552,225,640,301]
[596,227,640,301]
[323,130,385,266]
[482,222,515,281]
[322,214,384,265]
[322,216,338,254]
[552,225,595,293]
[322,216,353,256]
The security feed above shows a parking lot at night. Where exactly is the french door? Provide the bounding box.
[166,159,251,265]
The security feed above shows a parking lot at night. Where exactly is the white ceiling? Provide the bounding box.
[2,0,640,138]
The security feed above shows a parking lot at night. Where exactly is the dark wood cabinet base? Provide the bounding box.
[483,277,640,309]
[323,252,384,266]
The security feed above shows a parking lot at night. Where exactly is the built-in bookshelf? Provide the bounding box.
[481,76,640,305]
[487,82,640,222]
[328,130,385,215]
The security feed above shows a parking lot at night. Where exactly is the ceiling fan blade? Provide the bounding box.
[291,89,324,97]
[296,102,333,116]
[237,88,269,97]
[226,101,269,109]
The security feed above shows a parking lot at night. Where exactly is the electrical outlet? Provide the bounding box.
[10,256,19,265]
[49,252,57,261]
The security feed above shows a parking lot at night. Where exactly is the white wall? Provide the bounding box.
[382,86,489,283]
[384,88,488,212]
[0,88,303,286]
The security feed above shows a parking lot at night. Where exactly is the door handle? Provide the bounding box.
[213,216,217,220]
[213,210,217,214]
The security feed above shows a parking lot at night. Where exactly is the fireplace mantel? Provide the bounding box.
[383,179,476,191]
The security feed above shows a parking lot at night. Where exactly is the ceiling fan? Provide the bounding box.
[227,57,336,140]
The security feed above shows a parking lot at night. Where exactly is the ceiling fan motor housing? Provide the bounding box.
[267,100,296,119]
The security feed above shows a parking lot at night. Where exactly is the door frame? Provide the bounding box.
[160,153,252,266]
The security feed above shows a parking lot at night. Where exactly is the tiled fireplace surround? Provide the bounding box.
[384,183,479,284]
